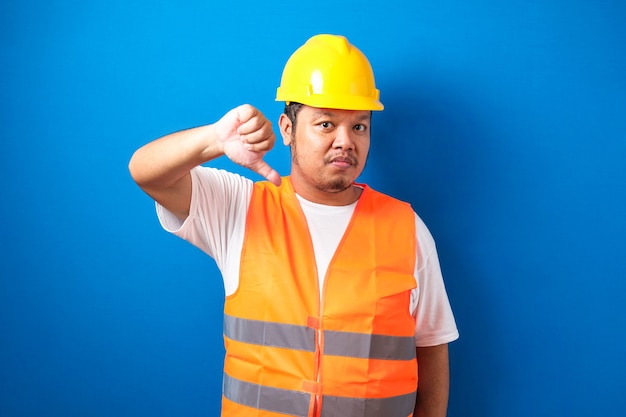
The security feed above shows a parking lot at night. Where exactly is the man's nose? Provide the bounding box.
[332,127,355,150]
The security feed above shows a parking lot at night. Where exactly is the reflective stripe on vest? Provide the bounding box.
[224,314,415,360]
[224,314,316,352]
[223,373,310,417]
[224,373,416,417]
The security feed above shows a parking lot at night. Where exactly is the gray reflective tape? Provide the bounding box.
[224,315,415,360]
[223,373,311,417]
[224,314,316,352]
[321,391,417,417]
[323,330,416,360]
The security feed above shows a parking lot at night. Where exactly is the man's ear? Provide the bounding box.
[278,113,293,146]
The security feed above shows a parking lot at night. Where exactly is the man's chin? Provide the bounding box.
[317,178,354,194]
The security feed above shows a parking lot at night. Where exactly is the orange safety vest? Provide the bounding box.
[222,177,418,417]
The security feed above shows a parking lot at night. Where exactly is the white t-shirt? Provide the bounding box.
[157,167,459,347]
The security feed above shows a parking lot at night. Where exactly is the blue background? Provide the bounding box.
[2,1,625,416]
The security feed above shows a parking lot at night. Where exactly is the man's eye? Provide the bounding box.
[354,124,367,131]
[320,122,332,128]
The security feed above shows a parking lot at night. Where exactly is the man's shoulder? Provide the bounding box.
[193,166,253,188]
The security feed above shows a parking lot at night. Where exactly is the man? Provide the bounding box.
[129,34,458,417]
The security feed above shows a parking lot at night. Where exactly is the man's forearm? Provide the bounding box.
[129,124,221,190]
[413,344,450,417]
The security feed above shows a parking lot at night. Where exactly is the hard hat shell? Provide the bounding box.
[276,34,384,111]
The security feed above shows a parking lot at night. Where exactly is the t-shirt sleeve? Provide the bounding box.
[412,214,459,347]
[155,166,252,272]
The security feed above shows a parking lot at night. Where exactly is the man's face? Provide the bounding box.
[279,105,371,197]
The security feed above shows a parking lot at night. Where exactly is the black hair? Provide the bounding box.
[283,102,304,130]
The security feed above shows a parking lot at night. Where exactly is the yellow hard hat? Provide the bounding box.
[276,34,384,111]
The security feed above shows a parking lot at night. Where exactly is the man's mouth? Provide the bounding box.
[328,154,357,168]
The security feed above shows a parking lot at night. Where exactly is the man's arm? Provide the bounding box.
[414,344,450,417]
[128,104,280,220]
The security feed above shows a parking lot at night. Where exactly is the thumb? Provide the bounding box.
[250,159,282,186]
